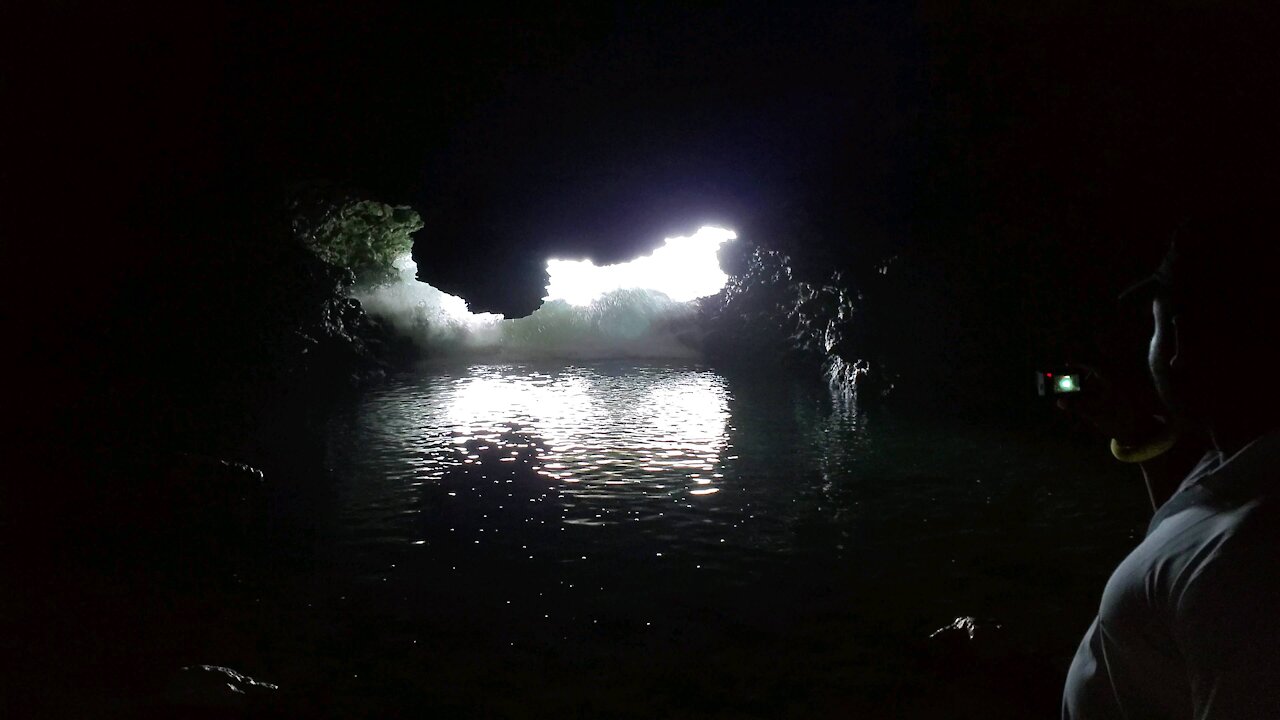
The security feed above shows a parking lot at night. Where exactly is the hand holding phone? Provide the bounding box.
[1037,369,1084,398]
[1048,364,1175,453]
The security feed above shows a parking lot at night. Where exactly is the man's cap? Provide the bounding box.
[1119,208,1278,314]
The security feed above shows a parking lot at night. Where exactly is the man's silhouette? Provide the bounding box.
[1062,209,1280,718]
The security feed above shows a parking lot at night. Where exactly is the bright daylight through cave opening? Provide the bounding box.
[543,226,737,306]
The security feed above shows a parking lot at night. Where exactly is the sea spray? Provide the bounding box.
[354,228,735,360]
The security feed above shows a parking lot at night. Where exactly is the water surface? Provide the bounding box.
[13,362,1150,717]
[303,362,1145,716]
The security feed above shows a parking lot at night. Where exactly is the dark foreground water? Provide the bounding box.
[10,362,1152,718]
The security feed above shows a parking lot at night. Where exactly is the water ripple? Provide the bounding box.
[327,364,761,564]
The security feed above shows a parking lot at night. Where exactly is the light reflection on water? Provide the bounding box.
[327,364,784,565]
[444,366,729,488]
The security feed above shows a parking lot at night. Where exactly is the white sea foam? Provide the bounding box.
[354,227,735,360]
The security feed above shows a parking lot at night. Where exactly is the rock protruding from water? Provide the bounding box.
[909,615,1062,718]
[701,244,892,407]
[164,665,279,714]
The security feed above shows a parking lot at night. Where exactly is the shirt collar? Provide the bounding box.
[1147,427,1280,536]
[1183,427,1280,495]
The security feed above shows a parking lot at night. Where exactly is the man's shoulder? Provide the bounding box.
[1171,496,1280,706]
[1174,493,1279,610]
[1141,430,1280,597]
[1101,469,1277,625]
[1067,431,1280,719]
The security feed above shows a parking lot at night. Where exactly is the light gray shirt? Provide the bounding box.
[1064,428,1280,719]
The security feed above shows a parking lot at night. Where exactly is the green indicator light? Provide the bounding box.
[1057,375,1077,392]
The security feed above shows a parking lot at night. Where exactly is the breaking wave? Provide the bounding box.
[355,228,735,360]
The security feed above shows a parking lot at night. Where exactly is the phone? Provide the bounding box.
[1037,369,1084,397]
